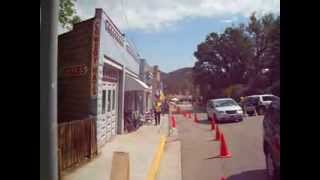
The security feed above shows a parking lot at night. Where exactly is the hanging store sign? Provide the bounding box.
[91,18,101,97]
[104,18,124,47]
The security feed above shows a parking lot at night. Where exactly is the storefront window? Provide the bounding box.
[112,90,115,110]
[102,90,106,114]
[108,90,111,112]
[134,92,137,111]
[103,63,119,82]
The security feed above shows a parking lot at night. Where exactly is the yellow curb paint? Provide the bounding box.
[147,135,167,180]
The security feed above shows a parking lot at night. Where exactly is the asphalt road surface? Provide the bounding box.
[176,104,268,180]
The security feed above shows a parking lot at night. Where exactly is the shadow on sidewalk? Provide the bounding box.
[228,169,268,180]
[216,121,242,125]
[204,155,221,160]
[197,119,211,125]
[206,138,217,142]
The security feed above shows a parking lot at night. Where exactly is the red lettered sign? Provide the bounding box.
[91,19,101,97]
[63,64,88,77]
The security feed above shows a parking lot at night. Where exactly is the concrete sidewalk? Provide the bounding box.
[158,126,182,180]
[61,114,170,180]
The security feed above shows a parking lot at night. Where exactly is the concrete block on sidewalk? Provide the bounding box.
[110,152,130,180]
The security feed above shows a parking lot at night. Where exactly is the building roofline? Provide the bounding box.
[58,18,95,38]
[101,9,124,36]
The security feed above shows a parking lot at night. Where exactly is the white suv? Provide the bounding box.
[244,94,279,115]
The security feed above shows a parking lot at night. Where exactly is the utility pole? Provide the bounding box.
[40,0,58,180]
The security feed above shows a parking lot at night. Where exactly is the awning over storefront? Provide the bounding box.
[125,75,151,92]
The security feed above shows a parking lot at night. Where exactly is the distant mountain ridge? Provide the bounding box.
[161,67,193,95]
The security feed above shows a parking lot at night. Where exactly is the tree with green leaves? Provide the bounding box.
[59,0,81,30]
[193,24,252,98]
[193,13,280,101]
[246,13,280,95]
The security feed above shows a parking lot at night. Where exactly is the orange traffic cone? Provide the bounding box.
[188,112,192,119]
[194,113,198,123]
[183,112,186,117]
[219,133,232,158]
[211,120,215,130]
[211,116,215,130]
[171,115,176,128]
[215,125,220,141]
[213,113,218,124]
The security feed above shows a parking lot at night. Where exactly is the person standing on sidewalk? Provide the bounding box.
[162,99,169,114]
[154,100,162,126]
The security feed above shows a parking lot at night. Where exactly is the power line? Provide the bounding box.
[130,37,140,56]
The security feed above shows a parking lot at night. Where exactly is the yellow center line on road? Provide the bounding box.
[147,135,167,180]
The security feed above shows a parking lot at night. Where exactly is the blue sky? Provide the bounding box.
[125,16,249,72]
[66,0,279,73]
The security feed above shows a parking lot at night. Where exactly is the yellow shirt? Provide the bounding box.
[155,102,162,112]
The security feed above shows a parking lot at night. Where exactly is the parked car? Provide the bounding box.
[263,99,280,180]
[207,98,244,123]
[241,96,259,116]
[243,94,279,115]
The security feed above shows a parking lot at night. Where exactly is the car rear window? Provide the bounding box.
[262,96,276,101]
[245,97,258,105]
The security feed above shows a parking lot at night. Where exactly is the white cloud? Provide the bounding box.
[221,19,233,23]
[75,0,279,32]
[221,16,238,24]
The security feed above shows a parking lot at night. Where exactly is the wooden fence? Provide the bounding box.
[58,117,97,171]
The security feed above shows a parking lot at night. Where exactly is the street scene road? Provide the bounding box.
[40,2,279,180]
[177,104,267,180]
